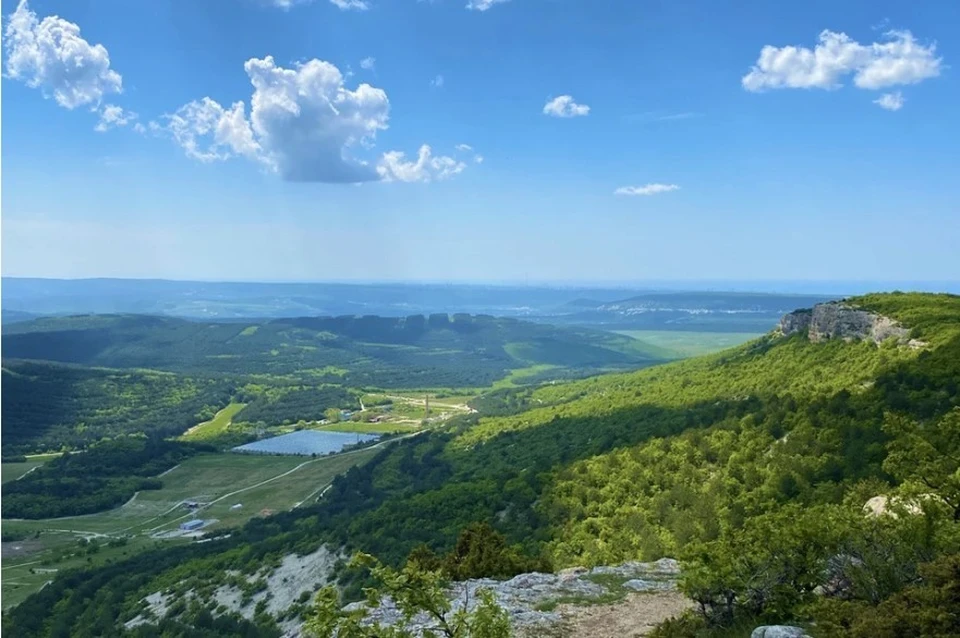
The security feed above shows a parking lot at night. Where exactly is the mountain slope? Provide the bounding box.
[6,293,959,636]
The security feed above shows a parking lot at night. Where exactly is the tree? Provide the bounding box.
[883,408,960,520]
[324,408,341,423]
[303,553,511,638]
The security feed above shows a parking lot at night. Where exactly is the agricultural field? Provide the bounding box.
[613,330,764,358]
[180,402,247,441]
[0,457,52,484]
[1,446,382,608]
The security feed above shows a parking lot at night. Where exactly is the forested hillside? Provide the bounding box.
[5,293,960,637]
[2,313,663,387]
[1,361,232,456]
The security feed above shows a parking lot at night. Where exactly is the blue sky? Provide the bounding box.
[2,0,958,284]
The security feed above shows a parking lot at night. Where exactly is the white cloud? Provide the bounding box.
[3,0,122,109]
[615,184,680,196]
[360,57,376,71]
[164,98,260,163]
[467,0,510,10]
[431,74,445,88]
[454,143,484,164]
[164,56,464,184]
[244,56,389,181]
[873,91,905,111]
[543,95,590,118]
[163,58,387,180]
[377,145,466,183]
[330,0,369,10]
[742,29,941,92]
[95,104,138,132]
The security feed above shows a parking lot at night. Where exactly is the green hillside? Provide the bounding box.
[1,313,666,388]
[1,361,233,456]
[6,293,960,636]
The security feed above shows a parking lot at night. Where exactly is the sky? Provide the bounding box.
[1,0,958,285]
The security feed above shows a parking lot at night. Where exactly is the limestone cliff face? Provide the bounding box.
[778,302,916,345]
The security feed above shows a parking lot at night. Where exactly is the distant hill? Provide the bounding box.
[1,313,665,387]
[1,309,40,325]
[553,291,838,331]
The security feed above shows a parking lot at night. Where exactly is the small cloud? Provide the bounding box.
[653,112,701,121]
[360,57,376,71]
[329,0,369,10]
[94,104,138,132]
[615,183,680,196]
[378,145,466,182]
[624,111,702,123]
[431,74,445,88]
[467,0,510,10]
[873,91,905,111]
[543,95,590,118]
[454,143,483,164]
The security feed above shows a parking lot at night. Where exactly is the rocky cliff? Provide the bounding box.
[778,302,919,345]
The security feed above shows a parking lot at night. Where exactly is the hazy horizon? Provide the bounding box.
[4,275,959,296]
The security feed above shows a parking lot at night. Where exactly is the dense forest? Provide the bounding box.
[5,293,960,636]
[0,361,232,456]
[233,384,359,425]
[2,438,214,519]
[1,313,664,387]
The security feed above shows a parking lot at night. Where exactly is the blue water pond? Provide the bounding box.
[232,430,379,456]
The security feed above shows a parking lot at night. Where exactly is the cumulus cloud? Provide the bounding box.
[163,56,464,184]
[742,29,941,92]
[467,0,510,10]
[543,95,590,118]
[165,98,260,163]
[377,145,466,182]
[360,57,376,71]
[615,184,680,196]
[3,0,122,109]
[874,91,905,111]
[244,56,389,181]
[95,104,138,132]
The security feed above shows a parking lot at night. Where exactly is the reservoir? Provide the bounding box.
[232,430,380,456]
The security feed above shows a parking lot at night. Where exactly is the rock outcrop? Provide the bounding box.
[293,558,682,637]
[778,302,919,345]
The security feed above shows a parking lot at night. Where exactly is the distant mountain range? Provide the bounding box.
[0,277,919,332]
[550,291,838,331]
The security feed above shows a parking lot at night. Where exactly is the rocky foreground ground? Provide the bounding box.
[290,558,691,638]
